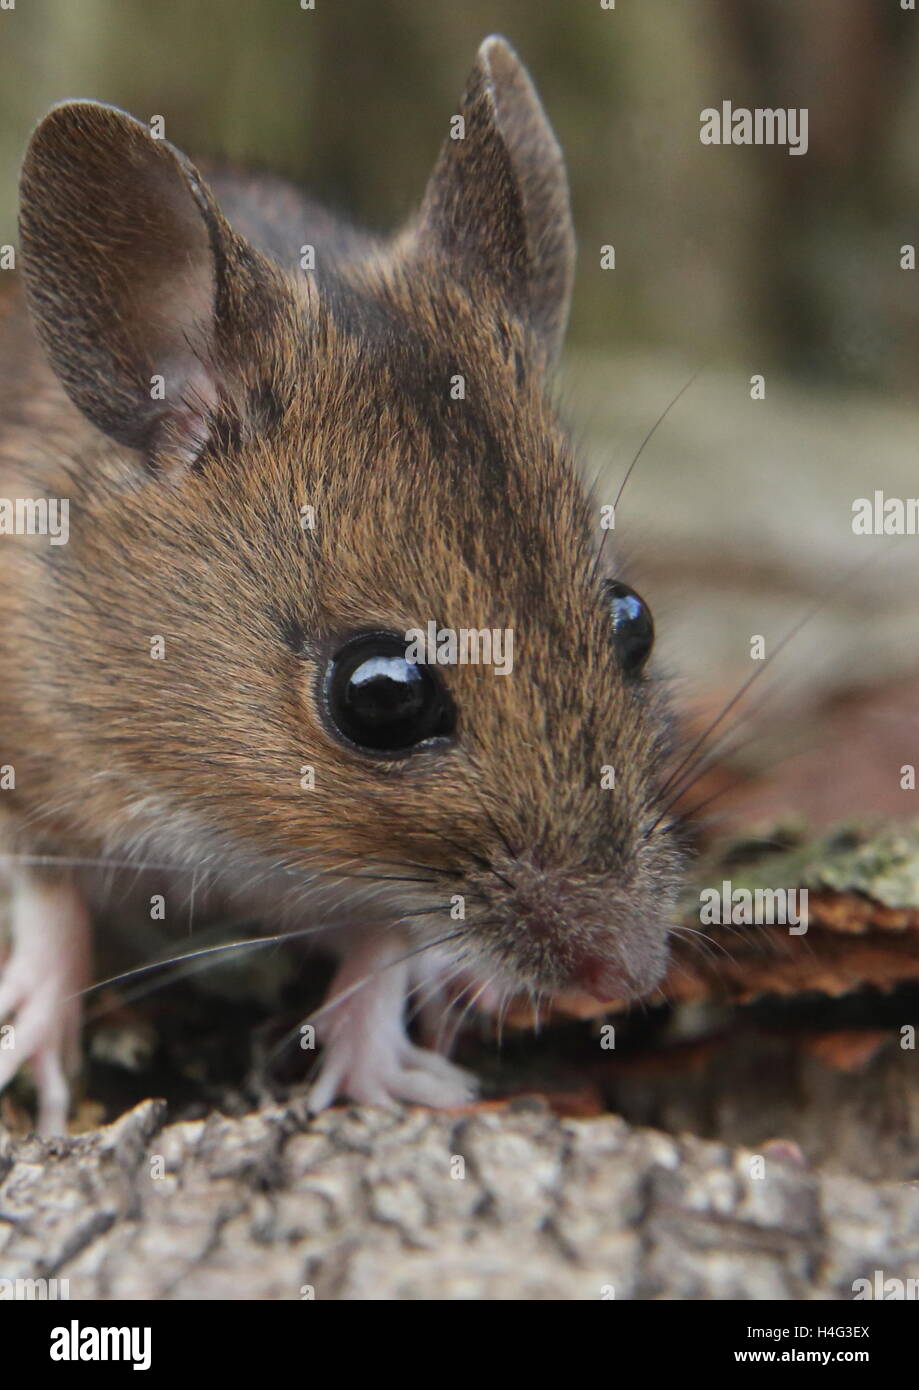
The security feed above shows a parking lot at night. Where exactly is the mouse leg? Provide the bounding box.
[0,873,90,1134]
[307,933,477,1112]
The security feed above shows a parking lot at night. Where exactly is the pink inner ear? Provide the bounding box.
[154,355,218,466]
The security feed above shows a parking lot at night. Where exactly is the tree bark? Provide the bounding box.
[1,1096,916,1300]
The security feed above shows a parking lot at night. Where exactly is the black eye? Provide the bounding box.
[325,633,455,754]
[604,580,654,675]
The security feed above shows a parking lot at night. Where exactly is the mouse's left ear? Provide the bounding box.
[413,35,575,369]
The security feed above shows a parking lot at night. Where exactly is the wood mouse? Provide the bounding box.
[0,35,684,1132]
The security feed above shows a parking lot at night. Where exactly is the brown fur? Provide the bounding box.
[0,37,682,1014]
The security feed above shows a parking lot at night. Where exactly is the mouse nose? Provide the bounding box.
[491,857,672,1000]
[568,956,634,1003]
[565,941,667,1001]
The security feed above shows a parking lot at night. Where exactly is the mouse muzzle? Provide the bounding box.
[463,853,681,1004]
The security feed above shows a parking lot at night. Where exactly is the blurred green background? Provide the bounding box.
[1,0,918,389]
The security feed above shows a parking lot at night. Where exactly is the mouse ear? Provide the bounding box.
[415,35,575,368]
[19,101,251,465]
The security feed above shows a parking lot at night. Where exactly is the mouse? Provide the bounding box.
[0,34,684,1133]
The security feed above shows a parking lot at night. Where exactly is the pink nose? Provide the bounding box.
[570,958,631,1002]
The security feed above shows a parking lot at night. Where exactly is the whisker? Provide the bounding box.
[655,625,811,814]
[0,853,197,873]
[669,923,734,964]
[405,956,471,1030]
[84,929,262,1020]
[656,772,753,835]
[0,850,441,888]
[651,681,784,821]
[439,973,497,1055]
[590,368,702,586]
[656,536,914,820]
[495,987,512,1049]
[455,754,520,860]
[73,923,340,1001]
[422,825,517,893]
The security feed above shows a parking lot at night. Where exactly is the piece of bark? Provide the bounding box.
[1,1097,917,1300]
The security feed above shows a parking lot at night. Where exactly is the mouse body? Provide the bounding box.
[0,35,683,1132]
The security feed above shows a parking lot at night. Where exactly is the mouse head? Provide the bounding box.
[19,36,683,1006]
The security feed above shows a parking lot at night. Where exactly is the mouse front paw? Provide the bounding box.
[306,937,478,1113]
[0,877,90,1134]
[308,1030,478,1113]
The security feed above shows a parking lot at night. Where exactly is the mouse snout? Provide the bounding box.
[566,954,645,1002]
[474,857,675,1002]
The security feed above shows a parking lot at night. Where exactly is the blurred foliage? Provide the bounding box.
[0,0,917,389]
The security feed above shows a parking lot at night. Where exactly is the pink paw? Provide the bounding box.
[306,936,478,1113]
